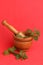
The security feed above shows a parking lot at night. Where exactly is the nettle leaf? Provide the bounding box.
[25,29,34,37]
[8,47,16,52]
[3,50,10,55]
[36,31,40,36]
[15,54,21,59]
[22,53,28,59]
[12,46,16,51]
[3,48,28,60]
[33,36,38,40]
[30,32,34,36]
[26,29,32,33]
[19,50,28,59]
[16,34,23,38]
[19,50,23,56]
[34,29,40,36]
[24,36,29,38]
[8,48,14,53]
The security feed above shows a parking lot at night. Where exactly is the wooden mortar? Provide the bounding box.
[14,34,33,51]
[2,20,33,51]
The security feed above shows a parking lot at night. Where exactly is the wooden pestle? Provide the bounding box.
[2,20,25,37]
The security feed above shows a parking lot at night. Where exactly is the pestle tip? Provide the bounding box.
[2,20,7,25]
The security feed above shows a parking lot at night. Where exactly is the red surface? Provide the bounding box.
[0,0,43,65]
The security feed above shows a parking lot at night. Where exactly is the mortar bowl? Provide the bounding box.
[14,34,33,51]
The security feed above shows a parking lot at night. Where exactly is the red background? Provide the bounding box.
[0,0,43,65]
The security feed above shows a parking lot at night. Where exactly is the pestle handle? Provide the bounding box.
[2,20,18,34]
[2,20,25,37]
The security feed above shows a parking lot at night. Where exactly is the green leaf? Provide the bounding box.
[19,50,28,59]
[15,54,21,59]
[12,46,16,50]
[34,29,40,36]
[36,31,40,36]
[30,32,34,36]
[19,50,24,56]
[16,34,23,38]
[3,50,10,55]
[26,29,32,33]
[22,53,28,59]
[3,48,28,60]
[24,36,29,38]
[25,29,34,37]
[8,48,14,53]
[8,47,16,52]
[8,47,21,59]
[33,36,38,40]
